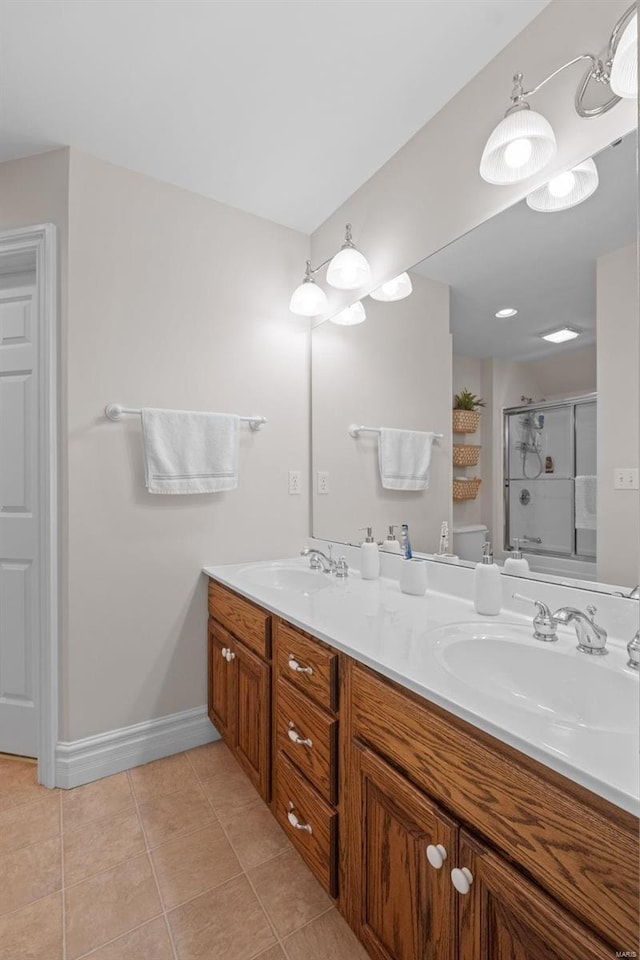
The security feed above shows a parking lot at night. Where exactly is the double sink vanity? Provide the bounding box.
[203,546,639,959]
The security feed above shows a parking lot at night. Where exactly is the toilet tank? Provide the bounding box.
[452,524,488,562]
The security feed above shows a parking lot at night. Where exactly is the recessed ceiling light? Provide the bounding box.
[541,327,580,343]
[495,307,518,318]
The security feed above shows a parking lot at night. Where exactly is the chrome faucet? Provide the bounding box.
[300,546,349,577]
[552,605,608,656]
[627,631,640,670]
[512,593,557,641]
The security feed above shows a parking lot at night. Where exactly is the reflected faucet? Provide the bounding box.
[552,605,608,656]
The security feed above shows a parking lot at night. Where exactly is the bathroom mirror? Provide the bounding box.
[311,131,639,594]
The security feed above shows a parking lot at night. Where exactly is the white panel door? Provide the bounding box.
[0,285,38,756]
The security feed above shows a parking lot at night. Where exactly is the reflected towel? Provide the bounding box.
[141,408,239,494]
[378,428,435,491]
[575,475,597,530]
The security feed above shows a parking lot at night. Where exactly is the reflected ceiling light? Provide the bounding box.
[526,157,599,212]
[326,224,371,290]
[289,223,370,317]
[610,11,637,98]
[495,307,518,318]
[369,272,413,302]
[329,301,366,326]
[541,327,580,343]
[480,4,635,186]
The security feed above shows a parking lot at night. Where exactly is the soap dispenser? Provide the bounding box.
[474,541,502,616]
[503,538,530,575]
[381,525,402,554]
[359,526,380,580]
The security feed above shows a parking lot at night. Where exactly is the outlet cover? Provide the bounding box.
[614,468,640,490]
[317,471,329,494]
[288,470,302,495]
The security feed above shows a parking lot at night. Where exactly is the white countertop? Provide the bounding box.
[203,553,639,816]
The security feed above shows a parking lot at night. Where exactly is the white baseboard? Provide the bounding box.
[56,706,219,789]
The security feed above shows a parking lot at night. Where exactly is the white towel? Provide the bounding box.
[575,475,597,530]
[141,408,240,494]
[378,428,435,491]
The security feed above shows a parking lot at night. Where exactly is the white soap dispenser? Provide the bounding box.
[359,526,381,580]
[474,541,502,616]
[381,525,402,554]
[503,538,530,576]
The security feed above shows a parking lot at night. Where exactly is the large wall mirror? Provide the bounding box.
[311,130,638,595]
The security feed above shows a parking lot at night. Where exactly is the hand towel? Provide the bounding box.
[141,408,240,494]
[378,428,435,491]
[575,475,597,530]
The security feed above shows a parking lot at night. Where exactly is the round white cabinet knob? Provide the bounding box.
[221,647,228,658]
[425,844,447,869]
[451,867,474,894]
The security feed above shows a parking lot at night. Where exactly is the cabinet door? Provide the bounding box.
[456,831,613,960]
[351,741,457,960]
[208,619,236,747]
[234,638,271,802]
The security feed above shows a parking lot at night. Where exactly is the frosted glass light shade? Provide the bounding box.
[526,158,599,212]
[480,108,556,184]
[369,272,413,302]
[610,12,637,98]
[326,247,371,290]
[289,278,329,317]
[329,301,366,326]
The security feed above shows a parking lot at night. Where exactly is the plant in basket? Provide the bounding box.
[453,389,485,434]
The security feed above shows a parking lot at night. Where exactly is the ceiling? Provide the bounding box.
[416,133,638,362]
[0,0,550,234]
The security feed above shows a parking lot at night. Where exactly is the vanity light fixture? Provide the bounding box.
[289,223,371,316]
[541,327,580,344]
[495,307,518,318]
[369,272,413,302]
[329,301,367,326]
[480,4,637,186]
[526,157,599,212]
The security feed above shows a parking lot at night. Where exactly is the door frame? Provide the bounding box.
[0,224,58,787]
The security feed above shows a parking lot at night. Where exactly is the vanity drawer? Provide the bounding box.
[208,580,271,659]
[275,751,338,897]
[275,621,338,713]
[275,678,338,804]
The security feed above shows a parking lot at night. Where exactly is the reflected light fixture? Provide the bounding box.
[329,301,366,326]
[289,223,371,317]
[541,327,580,344]
[526,158,599,212]
[480,4,636,186]
[369,272,413,302]
[495,307,518,318]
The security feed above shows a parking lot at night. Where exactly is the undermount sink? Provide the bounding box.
[238,562,332,595]
[431,623,638,735]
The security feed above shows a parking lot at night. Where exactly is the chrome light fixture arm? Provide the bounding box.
[303,223,358,277]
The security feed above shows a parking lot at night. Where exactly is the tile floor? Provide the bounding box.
[0,743,370,960]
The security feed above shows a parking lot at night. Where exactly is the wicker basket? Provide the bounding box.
[452,444,481,467]
[452,409,481,434]
[452,477,482,502]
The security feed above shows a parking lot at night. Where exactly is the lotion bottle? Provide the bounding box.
[359,526,380,580]
[381,525,402,554]
[503,538,530,576]
[474,541,502,616]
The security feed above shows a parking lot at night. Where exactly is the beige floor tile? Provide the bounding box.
[76,917,174,960]
[62,773,135,829]
[151,822,241,910]
[65,853,162,960]
[168,874,276,960]
[219,799,290,870]
[199,759,260,815]
[138,779,215,848]
[0,791,60,855]
[129,753,197,804]
[248,848,332,938]
[0,891,63,960]
[253,947,287,960]
[0,835,61,917]
[186,740,235,781]
[64,810,146,885]
[283,908,370,960]
[0,761,53,811]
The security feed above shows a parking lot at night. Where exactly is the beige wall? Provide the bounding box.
[312,273,451,552]
[597,242,639,586]
[524,347,596,401]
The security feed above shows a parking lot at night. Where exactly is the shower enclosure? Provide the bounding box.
[504,395,597,567]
